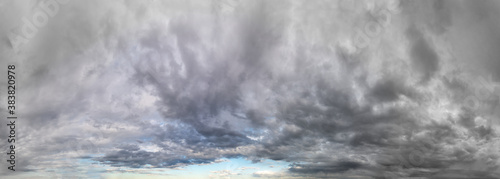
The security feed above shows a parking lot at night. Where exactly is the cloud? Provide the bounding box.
[289,161,363,174]
[1,0,500,178]
[252,170,281,178]
[406,24,440,83]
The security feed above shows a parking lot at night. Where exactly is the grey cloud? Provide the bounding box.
[2,0,500,178]
[406,24,440,83]
[289,161,363,174]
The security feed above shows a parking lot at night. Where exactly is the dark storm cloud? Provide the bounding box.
[406,24,440,82]
[98,144,216,169]
[2,0,500,178]
[289,161,363,173]
[367,77,419,102]
[0,0,188,176]
[115,1,500,177]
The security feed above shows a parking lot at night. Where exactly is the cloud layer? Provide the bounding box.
[1,0,500,178]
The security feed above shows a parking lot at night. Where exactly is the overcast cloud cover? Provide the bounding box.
[1,0,500,178]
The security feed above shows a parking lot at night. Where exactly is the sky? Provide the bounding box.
[1,0,500,178]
